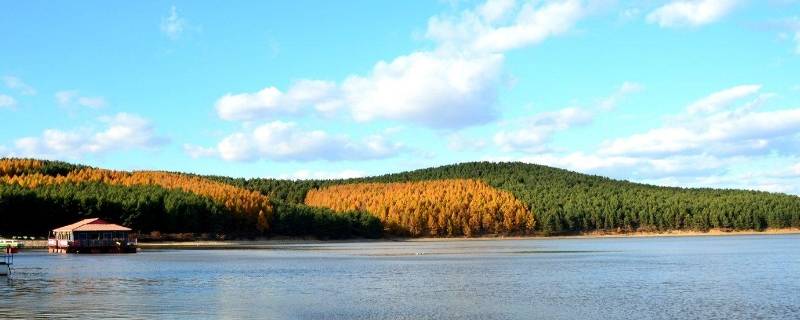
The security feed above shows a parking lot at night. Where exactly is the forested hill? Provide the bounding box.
[2,158,799,238]
[213,162,800,234]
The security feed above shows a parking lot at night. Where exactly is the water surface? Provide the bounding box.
[2,235,799,319]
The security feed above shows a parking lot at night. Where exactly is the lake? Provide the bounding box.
[1,235,799,319]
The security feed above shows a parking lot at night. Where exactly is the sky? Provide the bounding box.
[2,0,800,193]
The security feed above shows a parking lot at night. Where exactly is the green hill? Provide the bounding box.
[2,159,799,238]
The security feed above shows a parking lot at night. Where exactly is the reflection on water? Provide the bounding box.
[2,235,799,319]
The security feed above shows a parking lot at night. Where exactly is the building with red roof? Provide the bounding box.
[48,218,137,253]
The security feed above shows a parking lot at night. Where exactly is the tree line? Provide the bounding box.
[4,158,800,237]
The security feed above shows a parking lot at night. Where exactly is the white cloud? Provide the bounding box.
[161,6,186,40]
[190,121,404,162]
[5,113,167,159]
[55,90,107,109]
[215,0,588,128]
[477,0,516,23]
[598,81,643,110]
[427,0,585,53]
[481,84,800,194]
[491,82,636,152]
[601,85,800,157]
[647,0,738,28]
[215,80,339,121]
[0,94,16,108]
[77,97,107,109]
[183,144,217,159]
[2,76,36,95]
[494,107,593,152]
[342,51,503,127]
[279,169,367,180]
[619,7,641,21]
[686,84,760,114]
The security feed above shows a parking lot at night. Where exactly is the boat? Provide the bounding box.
[0,239,22,254]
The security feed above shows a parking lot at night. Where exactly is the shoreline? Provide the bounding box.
[135,228,800,249]
[16,228,799,250]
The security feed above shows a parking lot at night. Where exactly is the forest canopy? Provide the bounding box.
[2,158,800,238]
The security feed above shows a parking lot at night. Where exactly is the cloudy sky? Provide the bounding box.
[2,0,800,193]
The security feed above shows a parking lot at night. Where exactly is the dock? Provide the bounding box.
[1,250,12,277]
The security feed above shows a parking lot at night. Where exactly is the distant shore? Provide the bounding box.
[16,228,799,250]
[137,228,800,249]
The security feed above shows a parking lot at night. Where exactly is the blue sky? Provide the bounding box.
[2,0,800,193]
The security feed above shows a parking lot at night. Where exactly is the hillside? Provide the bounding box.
[216,162,800,234]
[2,158,800,238]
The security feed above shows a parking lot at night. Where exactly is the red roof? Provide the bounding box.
[53,218,132,232]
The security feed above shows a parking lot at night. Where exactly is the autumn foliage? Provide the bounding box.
[0,159,44,176]
[1,168,272,231]
[305,179,534,237]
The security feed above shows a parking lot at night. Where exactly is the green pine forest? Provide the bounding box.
[2,158,799,238]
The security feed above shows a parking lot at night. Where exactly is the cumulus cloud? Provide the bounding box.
[0,94,16,108]
[55,90,108,109]
[215,80,340,121]
[647,0,739,28]
[601,85,800,157]
[4,113,167,159]
[161,6,186,40]
[186,121,404,162]
[2,76,36,95]
[215,0,588,128]
[342,51,503,127]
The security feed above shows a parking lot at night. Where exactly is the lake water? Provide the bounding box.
[1,235,799,319]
